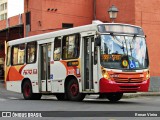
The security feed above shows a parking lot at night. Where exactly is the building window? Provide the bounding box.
[12,44,25,65]
[62,34,80,59]
[1,14,4,20]
[26,42,37,64]
[4,13,7,19]
[0,4,4,11]
[62,23,73,29]
[54,37,61,61]
[4,3,7,10]
[0,3,7,11]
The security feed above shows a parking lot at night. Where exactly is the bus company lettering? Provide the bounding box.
[23,69,37,75]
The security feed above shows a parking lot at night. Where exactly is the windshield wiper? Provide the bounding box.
[124,35,136,57]
[113,36,126,55]
[121,41,125,54]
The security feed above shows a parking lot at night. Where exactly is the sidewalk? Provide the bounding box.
[86,92,160,99]
[123,92,160,98]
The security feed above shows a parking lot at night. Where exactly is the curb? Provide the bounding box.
[123,92,160,98]
[123,93,142,98]
[86,92,160,99]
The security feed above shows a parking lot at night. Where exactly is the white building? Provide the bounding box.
[0,0,7,20]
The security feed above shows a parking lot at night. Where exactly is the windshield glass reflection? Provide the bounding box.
[100,35,149,70]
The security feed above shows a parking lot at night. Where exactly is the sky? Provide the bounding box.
[8,0,24,18]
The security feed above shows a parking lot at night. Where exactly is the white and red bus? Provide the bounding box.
[5,21,150,102]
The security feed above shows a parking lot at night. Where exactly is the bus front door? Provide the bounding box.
[82,36,94,91]
[39,43,51,92]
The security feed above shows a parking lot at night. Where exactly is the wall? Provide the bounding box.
[24,0,94,36]
[95,0,135,24]
[134,0,160,91]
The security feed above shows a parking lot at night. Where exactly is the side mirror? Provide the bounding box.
[95,36,101,46]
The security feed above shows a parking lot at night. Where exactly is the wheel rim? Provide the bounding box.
[70,83,79,96]
[24,83,30,97]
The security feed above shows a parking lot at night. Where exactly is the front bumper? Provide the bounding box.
[100,78,150,93]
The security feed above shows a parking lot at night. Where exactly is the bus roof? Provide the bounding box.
[8,21,143,46]
[8,23,98,46]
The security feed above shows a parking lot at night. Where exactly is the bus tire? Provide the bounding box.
[55,93,67,101]
[106,93,123,102]
[66,79,85,101]
[22,80,42,100]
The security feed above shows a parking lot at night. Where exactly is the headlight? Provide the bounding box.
[102,70,110,80]
[146,71,150,80]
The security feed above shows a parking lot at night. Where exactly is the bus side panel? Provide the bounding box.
[51,61,66,93]
[21,64,39,93]
[5,65,24,93]
[51,60,82,93]
[6,63,40,93]
[6,81,22,93]
[94,48,103,93]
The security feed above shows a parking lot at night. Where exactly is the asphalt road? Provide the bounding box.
[0,82,160,120]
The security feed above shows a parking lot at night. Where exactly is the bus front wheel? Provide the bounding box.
[66,79,85,101]
[106,93,123,102]
[22,80,42,100]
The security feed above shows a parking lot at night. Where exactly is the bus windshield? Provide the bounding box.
[100,35,149,70]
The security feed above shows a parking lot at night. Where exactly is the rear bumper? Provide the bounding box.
[100,78,150,93]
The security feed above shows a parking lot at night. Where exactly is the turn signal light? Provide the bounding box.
[146,71,150,80]
[102,70,110,80]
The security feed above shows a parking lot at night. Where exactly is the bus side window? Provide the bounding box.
[26,42,37,64]
[6,46,10,66]
[54,37,61,61]
[18,44,25,64]
[12,44,25,65]
[62,34,80,59]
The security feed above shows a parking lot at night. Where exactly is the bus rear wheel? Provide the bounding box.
[66,79,85,101]
[106,93,123,102]
[22,80,42,100]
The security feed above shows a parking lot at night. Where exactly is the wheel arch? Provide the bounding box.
[21,78,31,93]
[64,75,79,92]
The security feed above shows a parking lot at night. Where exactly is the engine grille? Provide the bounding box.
[114,78,143,83]
[111,73,144,83]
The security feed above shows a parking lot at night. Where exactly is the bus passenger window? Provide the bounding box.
[62,34,80,59]
[6,46,10,66]
[27,42,37,64]
[54,37,61,61]
[12,44,25,65]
